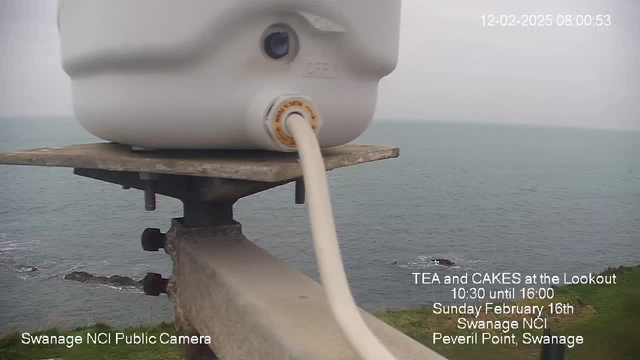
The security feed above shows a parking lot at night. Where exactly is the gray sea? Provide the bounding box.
[1,118,639,333]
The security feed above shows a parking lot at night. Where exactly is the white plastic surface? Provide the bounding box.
[57,0,401,150]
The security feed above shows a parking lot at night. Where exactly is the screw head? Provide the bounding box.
[141,228,166,251]
[143,273,168,296]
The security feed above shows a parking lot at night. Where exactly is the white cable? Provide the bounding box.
[285,113,398,360]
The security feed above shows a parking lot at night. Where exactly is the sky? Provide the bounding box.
[0,0,638,129]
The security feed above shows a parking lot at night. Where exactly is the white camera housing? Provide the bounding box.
[57,0,401,151]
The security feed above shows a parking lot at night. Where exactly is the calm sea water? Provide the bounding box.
[1,118,639,333]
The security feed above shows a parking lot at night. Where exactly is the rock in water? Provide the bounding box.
[432,259,455,267]
[64,271,93,282]
[108,275,141,287]
[64,271,142,288]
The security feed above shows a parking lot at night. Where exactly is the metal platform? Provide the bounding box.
[0,142,399,182]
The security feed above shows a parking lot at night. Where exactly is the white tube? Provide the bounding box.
[285,113,397,360]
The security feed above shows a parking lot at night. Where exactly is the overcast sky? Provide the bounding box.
[0,0,638,129]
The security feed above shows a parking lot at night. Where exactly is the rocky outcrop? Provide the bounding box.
[64,271,142,288]
[432,259,456,267]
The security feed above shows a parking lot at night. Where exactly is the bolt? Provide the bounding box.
[295,178,305,204]
[144,182,156,211]
[143,273,169,296]
[139,173,159,211]
[141,228,166,251]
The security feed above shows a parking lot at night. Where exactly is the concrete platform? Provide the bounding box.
[0,142,399,182]
[165,219,447,360]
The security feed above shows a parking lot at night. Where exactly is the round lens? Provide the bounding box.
[264,32,290,59]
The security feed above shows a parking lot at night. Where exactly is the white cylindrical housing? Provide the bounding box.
[57,0,401,150]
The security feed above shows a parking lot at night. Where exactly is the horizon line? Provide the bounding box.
[0,114,638,132]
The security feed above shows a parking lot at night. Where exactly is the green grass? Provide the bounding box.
[2,266,639,360]
[376,265,640,360]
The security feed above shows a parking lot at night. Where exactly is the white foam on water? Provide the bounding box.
[71,281,143,294]
[397,255,441,269]
[396,255,482,271]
